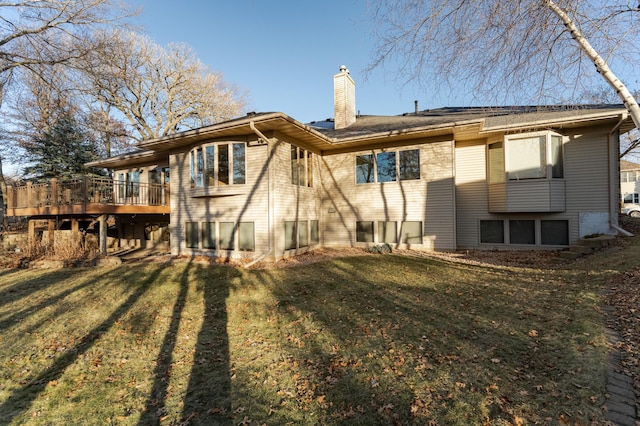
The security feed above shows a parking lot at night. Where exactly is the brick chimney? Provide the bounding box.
[333,65,356,129]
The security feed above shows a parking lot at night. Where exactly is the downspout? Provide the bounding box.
[609,113,634,237]
[245,121,274,268]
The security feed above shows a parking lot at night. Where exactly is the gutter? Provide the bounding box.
[244,121,274,268]
[609,113,634,236]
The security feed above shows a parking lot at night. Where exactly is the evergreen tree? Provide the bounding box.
[23,113,102,182]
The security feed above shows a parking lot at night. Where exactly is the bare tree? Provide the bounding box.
[0,0,136,229]
[584,86,640,160]
[368,0,640,128]
[81,29,247,141]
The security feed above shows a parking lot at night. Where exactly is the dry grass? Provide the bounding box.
[0,239,628,425]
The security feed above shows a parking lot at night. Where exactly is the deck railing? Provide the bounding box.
[7,176,170,210]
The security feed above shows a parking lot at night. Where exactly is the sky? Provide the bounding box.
[127,0,454,124]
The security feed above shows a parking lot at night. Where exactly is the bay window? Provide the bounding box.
[489,131,564,182]
[190,142,246,188]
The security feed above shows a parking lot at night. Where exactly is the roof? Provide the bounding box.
[313,105,634,138]
[89,104,635,168]
[620,159,640,171]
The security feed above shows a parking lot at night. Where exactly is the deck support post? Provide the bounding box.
[47,219,55,246]
[98,215,107,255]
[71,218,80,246]
[28,219,35,244]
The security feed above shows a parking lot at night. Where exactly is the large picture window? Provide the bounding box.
[356,149,420,184]
[190,143,246,188]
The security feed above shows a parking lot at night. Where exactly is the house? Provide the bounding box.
[6,67,637,261]
[621,159,640,205]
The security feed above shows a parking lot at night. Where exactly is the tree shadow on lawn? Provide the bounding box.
[252,254,606,424]
[0,264,166,423]
[0,268,86,310]
[0,268,119,333]
[137,262,237,425]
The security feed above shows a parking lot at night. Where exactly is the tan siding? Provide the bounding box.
[456,126,614,248]
[272,141,321,256]
[455,140,488,247]
[169,143,270,257]
[319,140,456,250]
[564,126,611,239]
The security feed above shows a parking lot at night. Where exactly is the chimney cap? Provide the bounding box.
[339,65,349,74]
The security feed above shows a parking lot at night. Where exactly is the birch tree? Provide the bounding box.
[368,0,640,128]
[81,30,247,141]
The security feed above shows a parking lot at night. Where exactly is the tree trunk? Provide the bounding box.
[545,0,640,129]
[0,156,9,231]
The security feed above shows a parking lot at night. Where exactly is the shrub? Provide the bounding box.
[368,243,392,254]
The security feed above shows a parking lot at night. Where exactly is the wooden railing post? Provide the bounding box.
[51,178,59,207]
[83,175,89,212]
[7,186,13,209]
[26,182,32,209]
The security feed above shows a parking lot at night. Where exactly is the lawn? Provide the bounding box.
[0,242,634,425]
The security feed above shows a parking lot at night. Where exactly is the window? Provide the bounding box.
[285,221,296,250]
[488,142,505,184]
[189,142,246,188]
[489,132,564,182]
[299,220,308,247]
[291,145,312,187]
[508,136,546,180]
[356,149,421,184]
[310,220,319,244]
[238,222,254,251]
[401,221,422,244]
[622,171,638,183]
[356,221,374,242]
[399,150,420,180]
[285,220,316,250]
[550,135,563,178]
[480,220,504,244]
[124,171,140,197]
[509,220,535,245]
[186,222,199,249]
[203,222,216,249]
[541,220,569,245]
[233,143,246,184]
[190,149,204,188]
[378,221,397,243]
[219,222,235,250]
[218,144,229,185]
[206,146,215,186]
[356,154,375,184]
[376,152,396,182]
[623,193,639,204]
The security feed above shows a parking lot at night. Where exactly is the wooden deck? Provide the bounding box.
[6,176,170,217]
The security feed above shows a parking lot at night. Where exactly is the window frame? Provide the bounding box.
[290,145,313,187]
[356,148,421,184]
[189,142,247,188]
